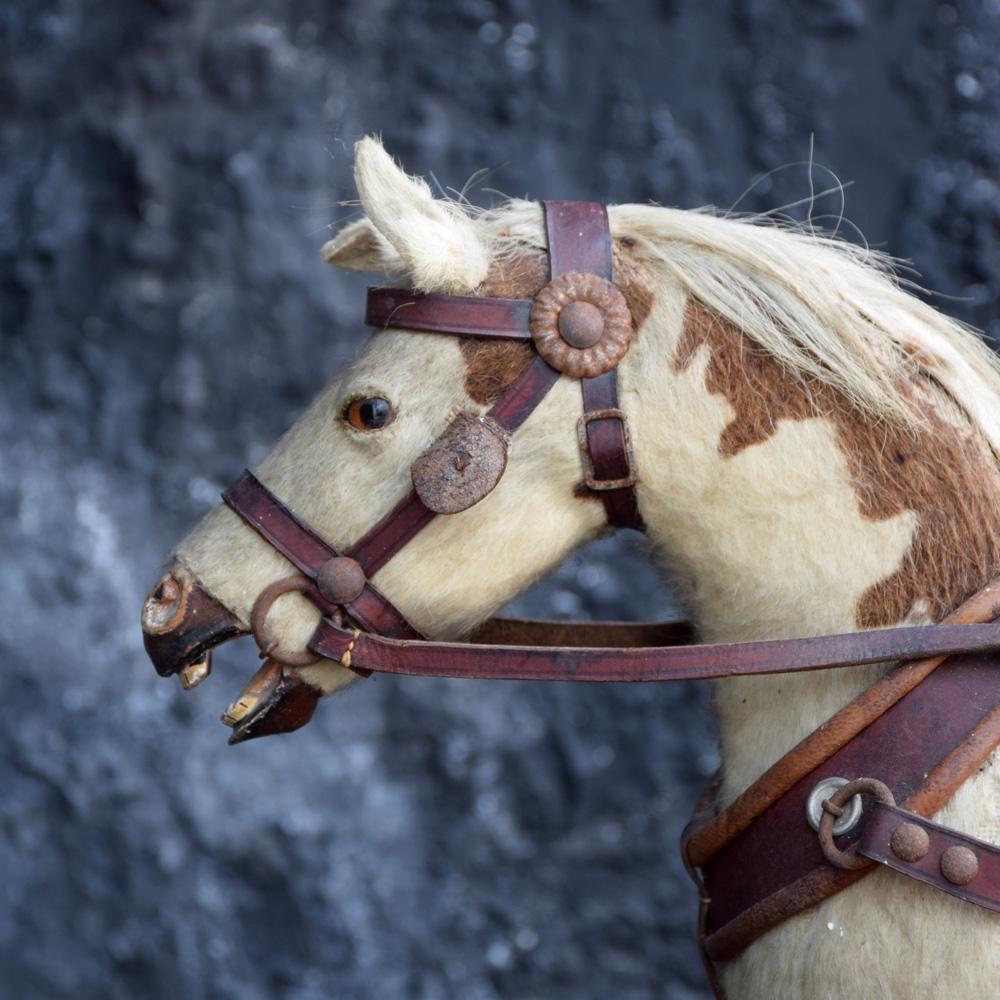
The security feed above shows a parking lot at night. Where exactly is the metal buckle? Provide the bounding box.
[577,408,638,491]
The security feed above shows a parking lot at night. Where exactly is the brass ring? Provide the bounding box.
[817,777,895,870]
[250,575,322,668]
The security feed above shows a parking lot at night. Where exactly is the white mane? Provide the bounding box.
[476,199,1000,448]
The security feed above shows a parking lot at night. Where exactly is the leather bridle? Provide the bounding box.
[218,200,1000,992]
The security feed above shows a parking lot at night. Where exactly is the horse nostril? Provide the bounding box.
[142,570,186,634]
[142,564,247,678]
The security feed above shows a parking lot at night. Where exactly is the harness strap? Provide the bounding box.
[343,354,562,576]
[365,202,645,534]
[543,201,645,531]
[365,288,532,339]
[223,471,423,639]
[677,578,1000,970]
[697,644,1000,961]
[309,607,1000,682]
[686,579,1000,867]
[857,798,1000,912]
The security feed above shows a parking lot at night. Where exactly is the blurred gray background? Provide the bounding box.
[3,1,1000,997]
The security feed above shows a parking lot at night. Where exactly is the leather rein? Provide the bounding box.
[220,201,1000,988]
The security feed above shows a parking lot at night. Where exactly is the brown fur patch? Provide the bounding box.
[675,300,1000,628]
[613,239,654,332]
[460,255,546,405]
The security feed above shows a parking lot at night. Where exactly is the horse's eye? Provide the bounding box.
[344,396,395,431]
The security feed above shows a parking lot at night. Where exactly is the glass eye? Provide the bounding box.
[344,396,395,431]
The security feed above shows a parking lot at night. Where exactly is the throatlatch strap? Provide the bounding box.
[543,201,644,532]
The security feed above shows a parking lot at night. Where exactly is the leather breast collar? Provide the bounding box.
[214,200,1000,995]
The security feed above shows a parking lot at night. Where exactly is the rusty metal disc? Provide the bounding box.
[529,272,632,378]
[316,556,367,605]
[939,844,979,885]
[411,412,509,514]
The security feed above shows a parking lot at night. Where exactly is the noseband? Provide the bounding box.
[218,201,1000,991]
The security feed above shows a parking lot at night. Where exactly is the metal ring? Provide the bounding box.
[817,777,895,871]
[806,776,863,836]
[249,575,322,668]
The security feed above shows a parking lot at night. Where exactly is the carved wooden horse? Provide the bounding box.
[142,137,1000,998]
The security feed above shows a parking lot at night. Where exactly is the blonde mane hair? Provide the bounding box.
[475,200,1000,448]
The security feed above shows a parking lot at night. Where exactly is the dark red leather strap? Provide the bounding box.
[346,491,436,578]
[366,287,532,339]
[485,354,561,433]
[543,201,644,532]
[544,201,617,276]
[346,354,560,573]
[367,203,644,534]
[309,614,1000,683]
[857,800,1000,912]
[469,616,694,648]
[700,643,1000,961]
[580,373,645,530]
[223,471,422,639]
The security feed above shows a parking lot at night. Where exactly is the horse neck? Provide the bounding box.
[623,286,1000,805]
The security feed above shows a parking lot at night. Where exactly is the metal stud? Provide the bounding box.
[558,301,605,348]
[940,845,979,885]
[316,556,367,605]
[889,822,930,862]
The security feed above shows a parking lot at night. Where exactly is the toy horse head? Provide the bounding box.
[142,136,1000,754]
[142,137,648,738]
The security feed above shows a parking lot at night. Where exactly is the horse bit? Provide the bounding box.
[177,202,1000,986]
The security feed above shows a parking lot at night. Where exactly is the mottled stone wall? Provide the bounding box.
[2,1,999,997]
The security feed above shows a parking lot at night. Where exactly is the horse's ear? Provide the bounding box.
[353,136,490,294]
[321,218,405,275]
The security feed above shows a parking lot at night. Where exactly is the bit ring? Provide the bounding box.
[817,777,894,870]
[250,575,322,668]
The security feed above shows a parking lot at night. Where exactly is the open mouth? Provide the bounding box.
[141,564,319,743]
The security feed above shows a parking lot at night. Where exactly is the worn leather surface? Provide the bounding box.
[363,201,645,533]
[309,613,1000,683]
[859,798,1000,912]
[542,200,645,532]
[366,287,533,339]
[580,373,645,531]
[543,202,616,278]
[700,644,1000,960]
[344,490,438,580]
[686,581,1000,867]
[223,471,422,639]
[470,617,694,648]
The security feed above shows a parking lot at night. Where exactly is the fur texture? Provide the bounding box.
[174,137,1000,999]
[349,137,490,293]
[321,216,403,275]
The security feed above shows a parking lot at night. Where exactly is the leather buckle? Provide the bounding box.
[577,408,638,491]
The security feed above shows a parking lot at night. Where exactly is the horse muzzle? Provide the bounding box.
[142,563,247,684]
[142,563,322,742]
